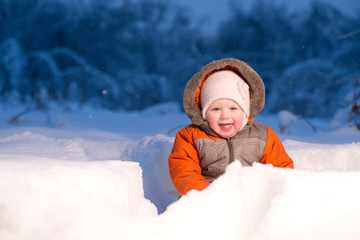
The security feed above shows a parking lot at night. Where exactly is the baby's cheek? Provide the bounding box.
[235,112,247,130]
[208,120,219,133]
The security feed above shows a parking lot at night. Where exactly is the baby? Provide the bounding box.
[168,58,294,196]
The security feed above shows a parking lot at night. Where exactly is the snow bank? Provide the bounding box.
[128,162,360,240]
[1,106,360,240]
[131,134,178,213]
[285,140,360,171]
[0,159,157,240]
[2,156,360,240]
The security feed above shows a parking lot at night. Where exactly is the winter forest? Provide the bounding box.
[1,0,359,123]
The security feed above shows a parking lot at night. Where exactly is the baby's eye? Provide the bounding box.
[212,107,220,111]
[230,107,238,111]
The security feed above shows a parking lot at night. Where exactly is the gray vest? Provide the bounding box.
[194,123,267,182]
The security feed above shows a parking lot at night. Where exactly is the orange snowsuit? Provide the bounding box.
[168,58,294,196]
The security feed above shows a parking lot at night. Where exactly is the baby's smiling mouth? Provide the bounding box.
[219,123,233,131]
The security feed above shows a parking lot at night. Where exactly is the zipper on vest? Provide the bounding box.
[227,138,234,163]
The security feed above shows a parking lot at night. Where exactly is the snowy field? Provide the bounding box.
[0,102,360,240]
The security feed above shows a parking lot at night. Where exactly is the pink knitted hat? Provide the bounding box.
[200,70,250,120]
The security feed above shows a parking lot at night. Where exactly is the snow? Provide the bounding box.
[0,103,360,240]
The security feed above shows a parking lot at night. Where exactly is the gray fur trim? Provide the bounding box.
[183,58,265,126]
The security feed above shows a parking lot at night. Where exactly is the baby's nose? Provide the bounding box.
[220,110,229,119]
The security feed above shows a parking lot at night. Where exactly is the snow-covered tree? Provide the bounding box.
[0,38,26,101]
[0,0,359,117]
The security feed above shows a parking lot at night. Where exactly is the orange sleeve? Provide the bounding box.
[261,127,294,168]
[168,127,210,196]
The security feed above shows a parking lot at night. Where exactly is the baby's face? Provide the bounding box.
[205,98,246,138]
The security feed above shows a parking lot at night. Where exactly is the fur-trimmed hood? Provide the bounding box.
[183,58,265,126]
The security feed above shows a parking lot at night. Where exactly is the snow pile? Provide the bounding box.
[0,105,360,239]
[134,162,360,240]
[286,140,360,171]
[0,159,157,240]
[131,134,178,212]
